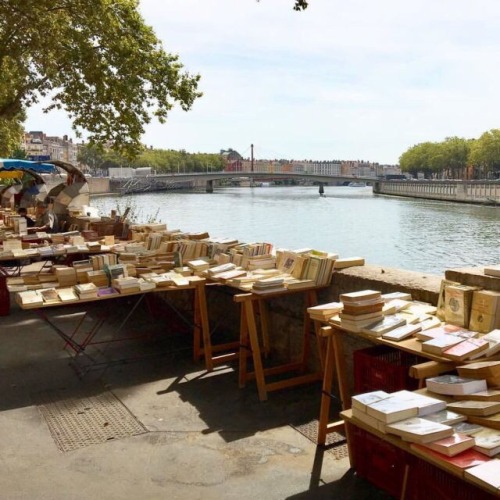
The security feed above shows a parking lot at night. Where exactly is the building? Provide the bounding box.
[23,131,81,165]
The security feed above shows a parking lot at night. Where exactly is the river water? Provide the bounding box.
[91,185,499,276]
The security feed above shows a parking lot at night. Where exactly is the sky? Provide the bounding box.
[24,0,500,165]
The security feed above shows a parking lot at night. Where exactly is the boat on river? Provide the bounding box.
[348,182,367,187]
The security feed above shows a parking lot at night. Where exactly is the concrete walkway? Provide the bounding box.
[0,298,390,500]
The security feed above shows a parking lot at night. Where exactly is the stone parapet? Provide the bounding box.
[374,180,500,205]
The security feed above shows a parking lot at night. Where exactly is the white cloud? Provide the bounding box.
[25,0,500,163]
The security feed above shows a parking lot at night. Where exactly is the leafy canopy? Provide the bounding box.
[0,0,202,157]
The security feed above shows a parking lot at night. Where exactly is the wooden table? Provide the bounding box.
[341,409,497,499]
[234,285,327,401]
[16,277,217,374]
[317,322,500,445]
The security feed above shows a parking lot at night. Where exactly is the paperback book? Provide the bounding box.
[425,375,487,396]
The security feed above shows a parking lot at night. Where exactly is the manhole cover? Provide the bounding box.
[36,388,147,452]
[291,420,349,460]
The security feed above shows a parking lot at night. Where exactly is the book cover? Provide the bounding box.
[360,315,407,337]
[472,428,500,457]
[411,443,491,469]
[421,409,466,426]
[421,334,464,355]
[97,287,119,297]
[469,290,500,333]
[382,323,422,341]
[415,323,464,341]
[351,390,390,412]
[339,290,381,303]
[40,288,61,304]
[452,421,486,436]
[386,417,453,444]
[365,394,419,423]
[464,460,500,494]
[444,284,478,327]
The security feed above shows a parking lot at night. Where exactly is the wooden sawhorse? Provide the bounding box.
[234,287,326,401]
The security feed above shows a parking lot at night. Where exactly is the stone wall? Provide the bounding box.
[199,265,442,398]
[374,180,500,205]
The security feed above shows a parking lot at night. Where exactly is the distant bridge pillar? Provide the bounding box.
[206,180,214,193]
[319,183,324,195]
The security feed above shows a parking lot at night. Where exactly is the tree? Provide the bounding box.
[440,137,470,179]
[0,0,201,158]
[399,142,440,179]
[469,129,500,179]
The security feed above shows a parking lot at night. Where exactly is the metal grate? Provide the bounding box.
[36,388,147,452]
[291,420,349,460]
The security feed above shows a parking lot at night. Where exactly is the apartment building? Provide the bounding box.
[23,131,81,165]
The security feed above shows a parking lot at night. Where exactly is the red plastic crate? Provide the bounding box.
[353,344,425,394]
[405,456,495,500]
[348,423,408,498]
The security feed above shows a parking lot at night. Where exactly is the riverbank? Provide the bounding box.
[374,179,500,206]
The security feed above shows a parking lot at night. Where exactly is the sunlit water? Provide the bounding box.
[91,185,499,276]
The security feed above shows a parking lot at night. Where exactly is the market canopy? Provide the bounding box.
[0,171,24,179]
[0,159,56,174]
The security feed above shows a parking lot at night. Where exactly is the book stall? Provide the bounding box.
[310,285,500,498]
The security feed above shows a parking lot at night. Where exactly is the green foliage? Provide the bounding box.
[293,0,309,11]
[400,136,479,179]
[113,196,161,224]
[0,0,202,158]
[78,144,226,174]
[469,129,500,178]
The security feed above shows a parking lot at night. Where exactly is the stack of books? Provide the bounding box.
[186,259,210,274]
[55,267,78,287]
[252,276,286,293]
[351,389,448,438]
[112,277,141,294]
[307,301,344,322]
[40,288,61,305]
[74,283,98,299]
[57,287,79,303]
[333,290,385,333]
[86,270,109,288]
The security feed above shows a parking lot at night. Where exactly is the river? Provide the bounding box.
[90,185,499,276]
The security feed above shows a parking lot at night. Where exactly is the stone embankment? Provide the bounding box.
[374,179,500,205]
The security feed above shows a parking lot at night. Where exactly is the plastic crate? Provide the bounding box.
[353,344,425,394]
[348,422,408,498]
[405,456,494,500]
